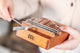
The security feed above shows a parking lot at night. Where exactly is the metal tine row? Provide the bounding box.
[27,19,58,35]
[30,18,60,31]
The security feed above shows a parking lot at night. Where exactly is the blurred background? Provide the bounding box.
[0,18,38,53]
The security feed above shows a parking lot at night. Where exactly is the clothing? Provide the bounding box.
[0,0,80,53]
[13,0,39,20]
[39,0,80,53]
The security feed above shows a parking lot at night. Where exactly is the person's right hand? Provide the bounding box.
[0,0,14,21]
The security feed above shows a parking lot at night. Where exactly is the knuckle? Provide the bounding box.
[63,26,69,30]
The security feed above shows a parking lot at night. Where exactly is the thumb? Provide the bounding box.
[60,26,80,39]
[54,39,79,50]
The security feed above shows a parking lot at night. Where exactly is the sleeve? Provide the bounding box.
[72,27,80,53]
[13,0,39,20]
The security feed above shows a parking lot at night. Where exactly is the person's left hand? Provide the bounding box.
[54,26,80,50]
[0,0,14,21]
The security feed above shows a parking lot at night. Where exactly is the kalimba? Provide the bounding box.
[14,18,69,50]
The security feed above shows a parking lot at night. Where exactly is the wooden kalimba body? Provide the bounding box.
[16,18,69,50]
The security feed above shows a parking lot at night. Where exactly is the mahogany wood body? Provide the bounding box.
[16,21,69,49]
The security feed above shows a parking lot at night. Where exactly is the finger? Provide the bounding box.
[8,1,14,19]
[60,26,80,39]
[0,0,10,20]
[0,0,5,7]
[0,12,8,20]
[0,10,6,20]
[54,39,79,50]
[8,2,14,19]
[0,6,11,21]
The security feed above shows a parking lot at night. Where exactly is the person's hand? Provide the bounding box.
[0,0,14,21]
[54,26,80,50]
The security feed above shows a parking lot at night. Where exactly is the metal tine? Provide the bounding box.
[13,19,23,26]
[27,20,57,35]
[13,19,33,30]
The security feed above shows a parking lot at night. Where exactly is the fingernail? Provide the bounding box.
[12,15,14,18]
[11,15,14,18]
[8,18,11,21]
[59,27,64,30]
